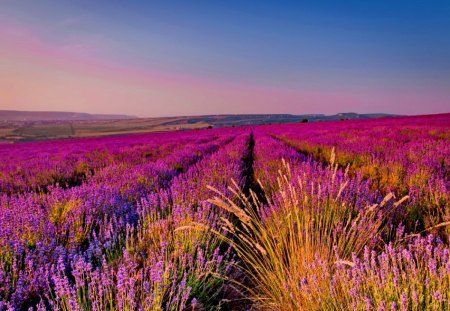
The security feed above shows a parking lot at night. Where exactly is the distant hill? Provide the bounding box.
[161,113,397,127]
[0,111,398,142]
[0,110,136,121]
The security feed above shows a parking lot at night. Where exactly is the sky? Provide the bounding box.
[0,0,449,117]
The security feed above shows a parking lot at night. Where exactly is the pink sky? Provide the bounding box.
[1,23,448,117]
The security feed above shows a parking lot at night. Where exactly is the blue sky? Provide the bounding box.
[0,0,449,116]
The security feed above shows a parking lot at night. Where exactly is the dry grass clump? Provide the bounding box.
[207,159,409,310]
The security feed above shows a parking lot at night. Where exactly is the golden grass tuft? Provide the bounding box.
[207,160,409,310]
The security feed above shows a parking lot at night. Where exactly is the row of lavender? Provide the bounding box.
[260,114,449,234]
[0,131,216,194]
[219,131,449,310]
[1,114,449,310]
[0,128,251,309]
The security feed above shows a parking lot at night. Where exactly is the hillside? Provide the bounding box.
[0,110,135,121]
[0,111,397,142]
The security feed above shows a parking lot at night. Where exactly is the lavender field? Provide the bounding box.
[1,114,449,310]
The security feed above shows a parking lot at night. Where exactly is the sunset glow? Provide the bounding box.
[1,1,449,116]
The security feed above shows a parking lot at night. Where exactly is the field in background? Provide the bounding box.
[0,114,449,310]
[0,111,394,142]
